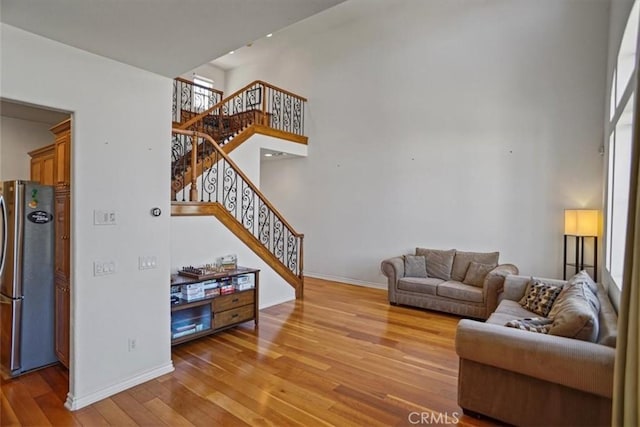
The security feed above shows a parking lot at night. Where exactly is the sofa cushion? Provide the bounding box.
[404,255,427,278]
[519,280,562,317]
[487,311,524,326]
[397,277,442,295]
[494,299,538,318]
[462,261,497,287]
[436,281,483,303]
[416,248,456,280]
[505,317,553,333]
[451,251,499,282]
[549,282,600,342]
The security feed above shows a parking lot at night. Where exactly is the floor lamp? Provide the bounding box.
[563,209,599,280]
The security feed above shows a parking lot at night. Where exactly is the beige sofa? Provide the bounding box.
[456,274,617,426]
[381,248,518,319]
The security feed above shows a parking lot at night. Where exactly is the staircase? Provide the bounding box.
[170,80,307,298]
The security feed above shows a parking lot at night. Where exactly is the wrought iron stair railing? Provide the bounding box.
[171,80,308,194]
[178,80,306,145]
[171,129,304,296]
[173,77,224,125]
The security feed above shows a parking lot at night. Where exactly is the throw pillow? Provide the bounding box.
[548,282,600,342]
[462,261,497,287]
[416,248,456,280]
[566,270,598,294]
[548,271,598,320]
[505,317,553,333]
[404,255,427,278]
[518,280,562,317]
[450,251,500,282]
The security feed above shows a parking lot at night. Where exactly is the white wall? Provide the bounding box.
[1,24,173,409]
[181,63,226,93]
[0,116,54,181]
[229,0,610,284]
[230,133,308,185]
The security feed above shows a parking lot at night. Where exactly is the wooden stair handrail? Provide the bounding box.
[178,80,264,130]
[172,128,304,239]
[178,80,307,131]
[174,77,224,97]
[254,80,307,102]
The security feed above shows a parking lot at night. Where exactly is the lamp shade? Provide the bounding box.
[564,210,599,236]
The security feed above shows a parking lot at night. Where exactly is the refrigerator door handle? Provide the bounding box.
[0,194,6,278]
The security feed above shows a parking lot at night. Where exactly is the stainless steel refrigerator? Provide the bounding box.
[0,180,57,377]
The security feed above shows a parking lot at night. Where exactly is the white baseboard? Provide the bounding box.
[259,294,295,310]
[65,361,175,411]
[305,272,387,290]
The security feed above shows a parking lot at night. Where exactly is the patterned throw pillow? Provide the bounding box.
[505,317,553,333]
[519,281,562,317]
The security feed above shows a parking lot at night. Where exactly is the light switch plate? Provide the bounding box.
[94,260,116,276]
[94,210,117,225]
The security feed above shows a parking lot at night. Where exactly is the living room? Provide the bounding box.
[1,0,638,425]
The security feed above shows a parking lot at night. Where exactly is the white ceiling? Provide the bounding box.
[0,0,346,78]
[1,100,70,125]
[212,0,363,70]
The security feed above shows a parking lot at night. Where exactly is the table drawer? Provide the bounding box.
[214,305,254,329]
[213,290,254,312]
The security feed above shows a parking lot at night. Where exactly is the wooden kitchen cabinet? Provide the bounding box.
[54,190,70,283]
[51,119,71,187]
[28,144,55,185]
[50,118,72,368]
[54,279,70,368]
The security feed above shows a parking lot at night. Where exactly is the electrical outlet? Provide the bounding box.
[93,260,116,276]
[138,256,157,270]
[128,338,137,352]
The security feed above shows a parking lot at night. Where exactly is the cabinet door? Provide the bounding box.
[42,154,55,185]
[55,191,70,282]
[29,145,55,185]
[54,134,69,186]
[31,158,42,183]
[55,280,70,368]
[51,119,71,187]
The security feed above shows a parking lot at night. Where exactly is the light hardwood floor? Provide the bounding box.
[1,277,498,426]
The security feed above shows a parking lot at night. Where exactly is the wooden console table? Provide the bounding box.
[170,267,259,345]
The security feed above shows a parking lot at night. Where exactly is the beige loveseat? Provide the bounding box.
[381,248,518,319]
[456,274,617,426]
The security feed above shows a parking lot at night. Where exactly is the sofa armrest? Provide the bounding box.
[482,263,518,313]
[456,319,614,398]
[381,257,404,303]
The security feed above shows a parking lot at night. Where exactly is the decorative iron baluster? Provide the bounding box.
[222,160,237,215]
[201,150,218,203]
[273,217,284,263]
[181,84,192,116]
[272,91,282,131]
[172,80,178,122]
[258,200,271,251]
[283,95,292,132]
[293,98,302,135]
[287,232,298,275]
[241,182,255,231]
